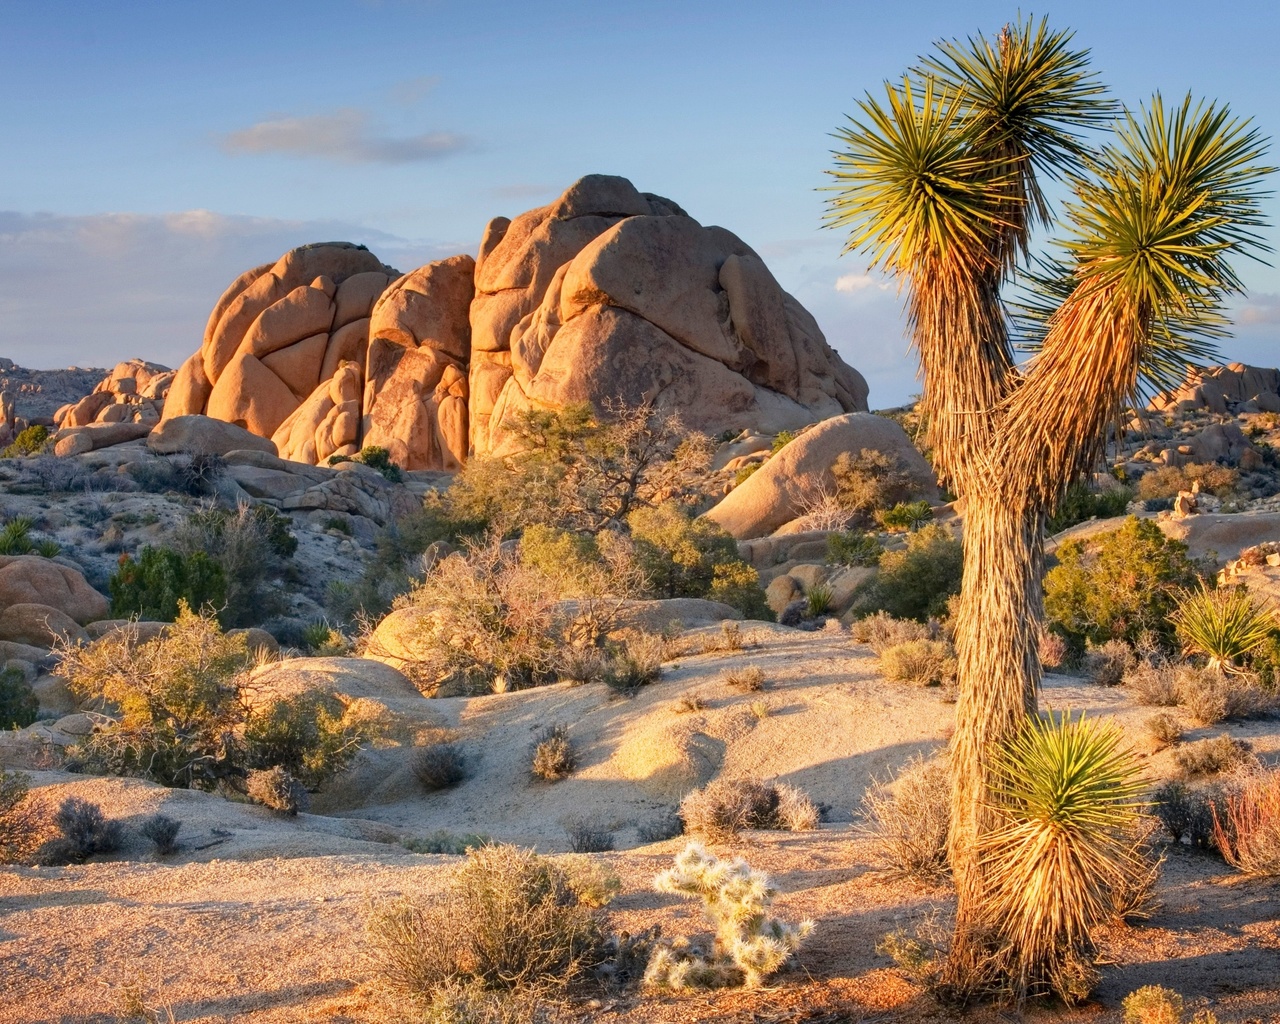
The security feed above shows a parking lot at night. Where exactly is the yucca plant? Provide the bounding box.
[0,517,34,555]
[980,711,1148,1002]
[804,583,834,617]
[1171,582,1277,673]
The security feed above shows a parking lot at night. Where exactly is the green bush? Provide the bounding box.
[0,516,58,556]
[877,500,934,532]
[1044,517,1203,651]
[60,604,373,790]
[1047,480,1134,534]
[827,530,883,567]
[1137,462,1240,501]
[831,448,919,519]
[0,667,38,730]
[330,445,404,483]
[109,546,227,622]
[854,524,962,622]
[1,425,49,458]
[770,430,796,454]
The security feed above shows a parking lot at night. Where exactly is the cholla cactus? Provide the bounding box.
[645,842,813,989]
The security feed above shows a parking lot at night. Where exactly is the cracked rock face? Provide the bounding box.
[167,175,869,469]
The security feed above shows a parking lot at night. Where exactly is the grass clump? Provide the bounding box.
[403,831,492,856]
[138,814,182,856]
[673,691,707,714]
[1211,769,1280,875]
[561,814,616,853]
[531,725,576,781]
[412,739,468,792]
[246,766,307,815]
[879,639,956,687]
[858,753,950,879]
[851,610,934,654]
[601,634,663,693]
[1175,734,1255,777]
[1143,712,1184,749]
[645,843,813,989]
[679,778,819,842]
[367,844,610,1001]
[724,665,765,692]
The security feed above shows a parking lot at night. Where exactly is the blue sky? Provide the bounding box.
[2,0,1277,407]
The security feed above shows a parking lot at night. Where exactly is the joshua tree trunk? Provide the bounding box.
[946,493,1045,977]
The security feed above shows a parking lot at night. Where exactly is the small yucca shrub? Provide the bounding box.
[645,843,813,989]
[980,711,1148,1003]
[1171,583,1277,673]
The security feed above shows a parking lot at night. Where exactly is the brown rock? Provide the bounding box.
[244,285,335,359]
[162,352,215,420]
[206,351,299,437]
[261,332,329,400]
[333,271,390,329]
[705,413,938,539]
[148,414,277,456]
[0,556,109,624]
[0,603,87,647]
[320,318,369,382]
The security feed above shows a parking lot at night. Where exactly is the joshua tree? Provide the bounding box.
[827,17,1271,996]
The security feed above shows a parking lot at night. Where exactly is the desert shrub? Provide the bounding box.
[733,462,761,486]
[1211,769,1280,875]
[1175,734,1254,776]
[673,691,708,713]
[877,499,934,532]
[246,765,307,815]
[1038,629,1068,670]
[854,524,962,622]
[0,515,61,556]
[531,724,576,781]
[329,445,403,482]
[1,424,49,458]
[301,621,351,656]
[1083,639,1134,686]
[412,740,468,792]
[0,768,46,864]
[138,814,182,856]
[831,448,918,519]
[367,844,609,1000]
[1123,985,1184,1024]
[630,502,741,599]
[1144,713,1184,748]
[1151,780,1216,848]
[561,814,615,853]
[645,843,814,989]
[879,639,956,687]
[708,560,772,620]
[851,610,934,654]
[982,712,1148,1003]
[1123,659,1182,706]
[60,604,369,790]
[242,692,370,789]
[403,831,492,856]
[417,982,545,1024]
[109,547,227,623]
[679,778,818,842]
[0,665,39,729]
[171,503,298,626]
[1137,462,1240,501]
[724,665,765,692]
[1046,480,1134,534]
[39,797,123,864]
[557,646,605,686]
[1176,668,1275,724]
[1044,518,1203,650]
[637,811,684,843]
[770,430,796,454]
[858,753,949,879]
[601,633,664,693]
[827,530,883,567]
[448,403,715,537]
[1171,583,1278,672]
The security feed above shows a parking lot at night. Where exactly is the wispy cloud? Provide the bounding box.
[220,107,468,164]
[389,74,440,106]
[1236,291,1280,325]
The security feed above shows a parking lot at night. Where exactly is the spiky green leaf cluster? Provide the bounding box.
[1172,582,1278,672]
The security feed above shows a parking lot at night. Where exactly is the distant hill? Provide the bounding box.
[0,357,107,422]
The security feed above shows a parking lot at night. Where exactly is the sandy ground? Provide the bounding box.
[4,624,1280,1023]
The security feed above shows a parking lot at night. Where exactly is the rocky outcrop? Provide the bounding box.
[160,176,869,470]
[471,174,868,455]
[1150,362,1280,415]
[704,413,938,539]
[147,414,278,457]
[163,242,398,442]
[53,359,173,432]
[0,556,109,625]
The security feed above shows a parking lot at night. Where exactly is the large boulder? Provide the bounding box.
[472,175,868,455]
[0,557,109,625]
[54,359,173,432]
[147,414,278,456]
[245,656,422,710]
[704,413,938,539]
[1149,362,1280,415]
[163,242,398,446]
[0,603,87,647]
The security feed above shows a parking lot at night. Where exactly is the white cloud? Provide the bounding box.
[1236,291,1280,326]
[834,271,891,295]
[220,108,468,164]
[0,210,464,371]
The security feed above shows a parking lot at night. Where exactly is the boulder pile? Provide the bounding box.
[1150,363,1280,415]
[159,175,868,469]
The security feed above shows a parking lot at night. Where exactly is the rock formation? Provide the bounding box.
[1150,362,1280,415]
[162,176,870,469]
[54,359,174,430]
